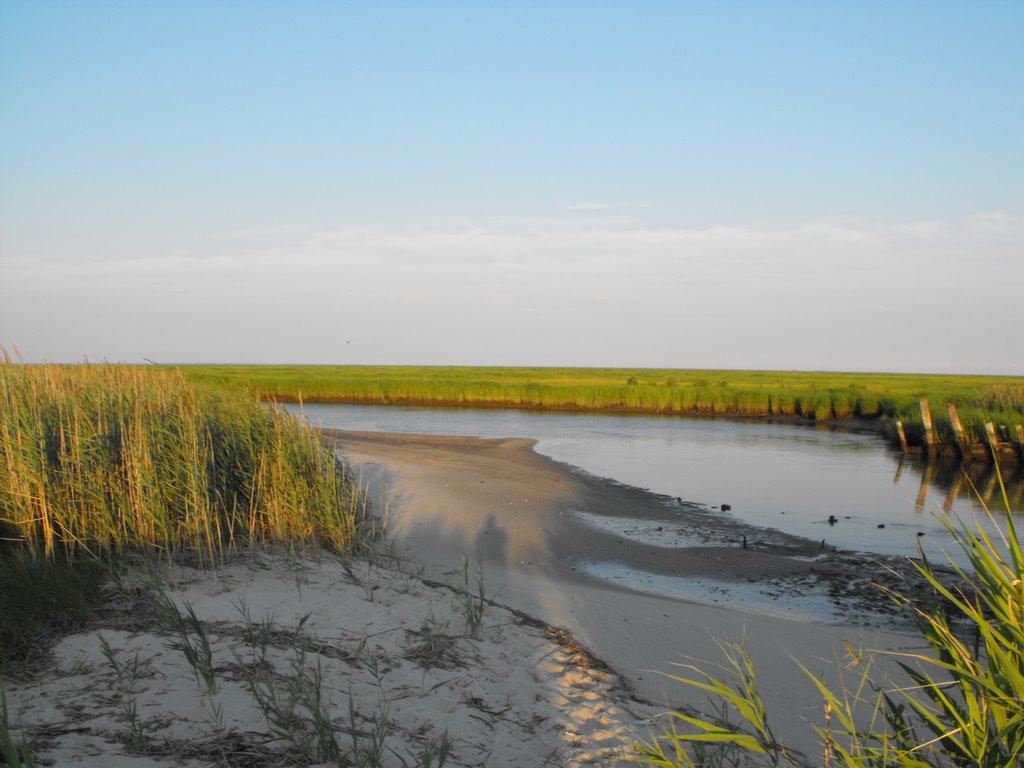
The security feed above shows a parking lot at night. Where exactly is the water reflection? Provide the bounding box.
[292,403,1022,565]
[909,456,1019,512]
[908,458,1023,515]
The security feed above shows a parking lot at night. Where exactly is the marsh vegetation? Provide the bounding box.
[2,358,1021,766]
[171,365,1024,455]
[0,357,376,668]
[0,358,374,563]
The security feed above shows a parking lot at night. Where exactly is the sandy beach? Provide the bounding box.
[3,430,934,766]
[326,430,929,762]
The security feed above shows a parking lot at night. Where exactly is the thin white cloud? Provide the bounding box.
[562,201,656,212]
[218,227,304,240]
[968,211,1017,225]
[3,213,1021,370]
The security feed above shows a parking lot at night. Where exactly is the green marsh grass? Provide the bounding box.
[172,365,1024,451]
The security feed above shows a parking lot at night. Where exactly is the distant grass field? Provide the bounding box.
[171,365,1024,450]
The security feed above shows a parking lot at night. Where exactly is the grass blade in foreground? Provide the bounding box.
[1,686,33,768]
[636,640,796,767]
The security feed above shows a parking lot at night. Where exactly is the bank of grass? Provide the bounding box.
[0,358,375,668]
[173,365,1024,448]
[0,552,108,670]
[636,480,1024,767]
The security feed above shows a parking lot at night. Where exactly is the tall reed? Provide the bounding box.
[0,358,373,564]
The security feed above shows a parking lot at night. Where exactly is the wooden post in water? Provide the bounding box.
[896,420,909,454]
[984,422,998,458]
[947,403,970,462]
[919,399,936,459]
[1016,424,1024,461]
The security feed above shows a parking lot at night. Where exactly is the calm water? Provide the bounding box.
[292,403,1023,566]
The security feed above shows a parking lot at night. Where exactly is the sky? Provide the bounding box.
[1,1,1022,374]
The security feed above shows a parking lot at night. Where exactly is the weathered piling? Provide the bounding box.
[920,399,936,459]
[947,403,970,462]
[896,420,909,453]
[985,422,998,454]
[901,402,1019,466]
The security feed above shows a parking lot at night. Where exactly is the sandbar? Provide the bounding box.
[327,429,931,762]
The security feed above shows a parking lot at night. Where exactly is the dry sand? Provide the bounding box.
[3,430,933,766]
[5,554,650,767]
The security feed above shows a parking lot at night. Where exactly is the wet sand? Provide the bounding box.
[327,429,931,763]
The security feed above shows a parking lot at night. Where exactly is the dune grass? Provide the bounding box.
[0,357,376,668]
[170,365,1024,451]
[0,358,374,562]
[0,551,109,670]
[635,473,1024,767]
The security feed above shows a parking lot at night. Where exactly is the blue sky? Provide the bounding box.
[1,1,1022,373]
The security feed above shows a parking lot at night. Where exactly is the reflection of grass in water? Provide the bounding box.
[171,364,1023,449]
[926,460,1024,511]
